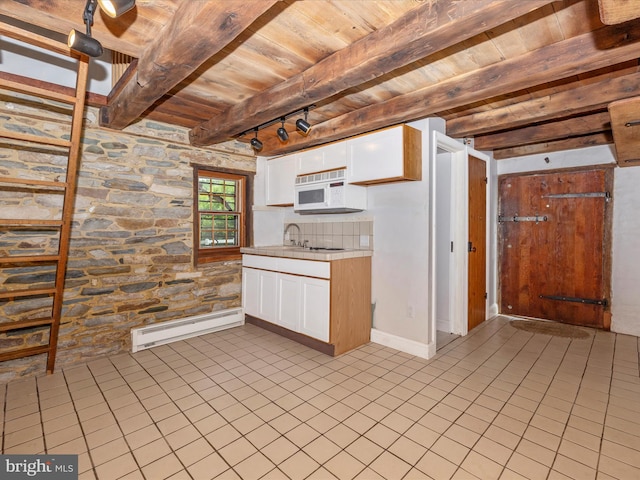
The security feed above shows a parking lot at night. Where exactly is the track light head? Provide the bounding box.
[296,108,312,136]
[277,118,289,143]
[68,0,104,57]
[98,0,136,17]
[296,118,311,136]
[68,29,104,57]
[250,129,263,152]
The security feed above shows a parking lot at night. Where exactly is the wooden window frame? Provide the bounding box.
[193,164,253,265]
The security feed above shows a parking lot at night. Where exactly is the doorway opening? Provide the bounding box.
[429,132,491,353]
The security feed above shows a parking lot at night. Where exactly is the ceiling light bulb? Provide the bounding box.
[98,0,136,17]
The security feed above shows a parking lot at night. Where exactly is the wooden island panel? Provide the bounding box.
[330,256,372,355]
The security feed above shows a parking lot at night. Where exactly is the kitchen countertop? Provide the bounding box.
[241,245,373,261]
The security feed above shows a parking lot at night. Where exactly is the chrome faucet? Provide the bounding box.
[283,223,301,246]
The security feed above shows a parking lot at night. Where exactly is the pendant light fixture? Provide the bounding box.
[68,0,136,57]
[276,118,289,143]
[295,108,312,136]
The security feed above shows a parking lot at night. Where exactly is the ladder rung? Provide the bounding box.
[0,288,56,300]
[0,177,67,189]
[0,23,73,57]
[0,255,60,264]
[0,78,77,104]
[0,130,71,148]
[0,317,53,333]
[0,345,50,362]
[0,219,63,227]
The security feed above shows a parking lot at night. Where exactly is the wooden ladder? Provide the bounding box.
[0,23,89,374]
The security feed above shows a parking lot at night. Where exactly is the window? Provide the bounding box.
[194,166,251,264]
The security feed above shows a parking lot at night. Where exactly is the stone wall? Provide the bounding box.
[0,91,256,382]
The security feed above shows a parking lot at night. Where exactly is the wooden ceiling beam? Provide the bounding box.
[493,132,614,160]
[188,0,553,147]
[447,70,640,138]
[474,111,611,151]
[99,0,280,130]
[598,0,640,25]
[256,22,640,156]
[608,97,640,166]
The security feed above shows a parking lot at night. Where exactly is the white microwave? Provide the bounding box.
[294,169,366,214]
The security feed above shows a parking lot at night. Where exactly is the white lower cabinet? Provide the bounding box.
[242,255,330,342]
[241,267,260,317]
[242,253,370,355]
[276,273,302,332]
[242,267,277,323]
[258,270,278,324]
[299,276,330,342]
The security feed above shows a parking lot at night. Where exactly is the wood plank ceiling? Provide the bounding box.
[2,0,640,164]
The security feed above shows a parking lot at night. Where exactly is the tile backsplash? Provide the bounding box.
[283,220,373,250]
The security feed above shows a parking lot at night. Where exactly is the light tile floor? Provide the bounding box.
[2,315,640,479]
[436,331,460,351]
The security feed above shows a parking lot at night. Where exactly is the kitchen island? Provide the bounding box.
[241,246,372,356]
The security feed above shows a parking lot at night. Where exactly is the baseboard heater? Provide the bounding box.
[131,307,244,352]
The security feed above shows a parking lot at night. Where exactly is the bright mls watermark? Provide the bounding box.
[0,455,78,479]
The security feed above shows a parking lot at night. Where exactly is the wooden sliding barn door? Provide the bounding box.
[499,169,611,328]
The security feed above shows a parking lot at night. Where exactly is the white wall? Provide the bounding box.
[1,30,113,95]
[435,150,453,331]
[496,145,640,336]
[611,167,640,336]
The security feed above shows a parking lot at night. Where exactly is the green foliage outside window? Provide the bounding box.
[198,176,240,248]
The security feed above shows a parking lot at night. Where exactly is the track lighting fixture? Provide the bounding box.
[68,0,136,57]
[295,108,312,136]
[240,105,315,150]
[276,118,289,143]
[250,129,263,152]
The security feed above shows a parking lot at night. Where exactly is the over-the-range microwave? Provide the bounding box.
[294,169,366,214]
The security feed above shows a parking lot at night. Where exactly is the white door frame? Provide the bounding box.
[428,131,491,352]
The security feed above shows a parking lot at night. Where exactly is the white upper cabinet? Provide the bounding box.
[263,125,421,207]
[265,154,297,206]
[296,142,347,175]
[346,125,422,185]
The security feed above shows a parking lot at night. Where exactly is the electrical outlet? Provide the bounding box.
[359,234,369,248]
[407,306,414,318]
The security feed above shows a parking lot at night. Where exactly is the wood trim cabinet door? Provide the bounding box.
[499,168,611,328]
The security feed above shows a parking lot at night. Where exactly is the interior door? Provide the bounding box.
[499,169,610,328]
[468,155,487,331]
